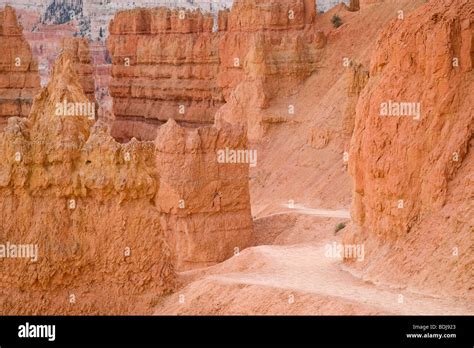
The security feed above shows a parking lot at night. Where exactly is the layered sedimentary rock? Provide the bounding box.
[155,119,253,270]
[345,0,473,298]
[89,40,111,100]
[61,37,96,103]
[108,8,224,142]
[216,0,323,140]
[0,51,175,314]
[218,0,318,97]
[108,0,324,141]
[82,0,233,41]
[0,6,40,129]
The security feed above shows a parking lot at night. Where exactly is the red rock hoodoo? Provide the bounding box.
[155,119,253,270]
[0,5,40,130]
[345,0,473,299]
[106,5,255,270]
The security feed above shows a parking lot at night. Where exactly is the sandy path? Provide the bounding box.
[258,203,351,219]
[156,207,473,315]
[205,243,472,315]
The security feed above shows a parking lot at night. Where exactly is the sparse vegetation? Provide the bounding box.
[331,14,343,28]
[335,222,346,234]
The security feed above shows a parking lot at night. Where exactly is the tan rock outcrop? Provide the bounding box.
[0,50,176,314]
[155,119,254,270]
[345,0,473,298]
[0,5,40,130]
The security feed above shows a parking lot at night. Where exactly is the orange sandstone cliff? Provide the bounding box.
[216,0,322,140]
[0,6,40,129]
[0,50,175,314]
[345,0,473,299]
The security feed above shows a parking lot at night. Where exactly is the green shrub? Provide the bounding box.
[331,14,342,28]
[334,222,346,234]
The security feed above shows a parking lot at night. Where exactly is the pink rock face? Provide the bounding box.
[0,6,40,129]
[345,0,473,299]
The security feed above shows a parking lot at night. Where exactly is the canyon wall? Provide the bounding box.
[216,0,323,140]
[82,0,233,41]
[218,0,318,97]
[6,0,340,141]
[89,40,111,105]
[345,0,473,298]
[107,8,224,142]
[0,6,40,129]
[343,61,369,141]
[107,0,323,141]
